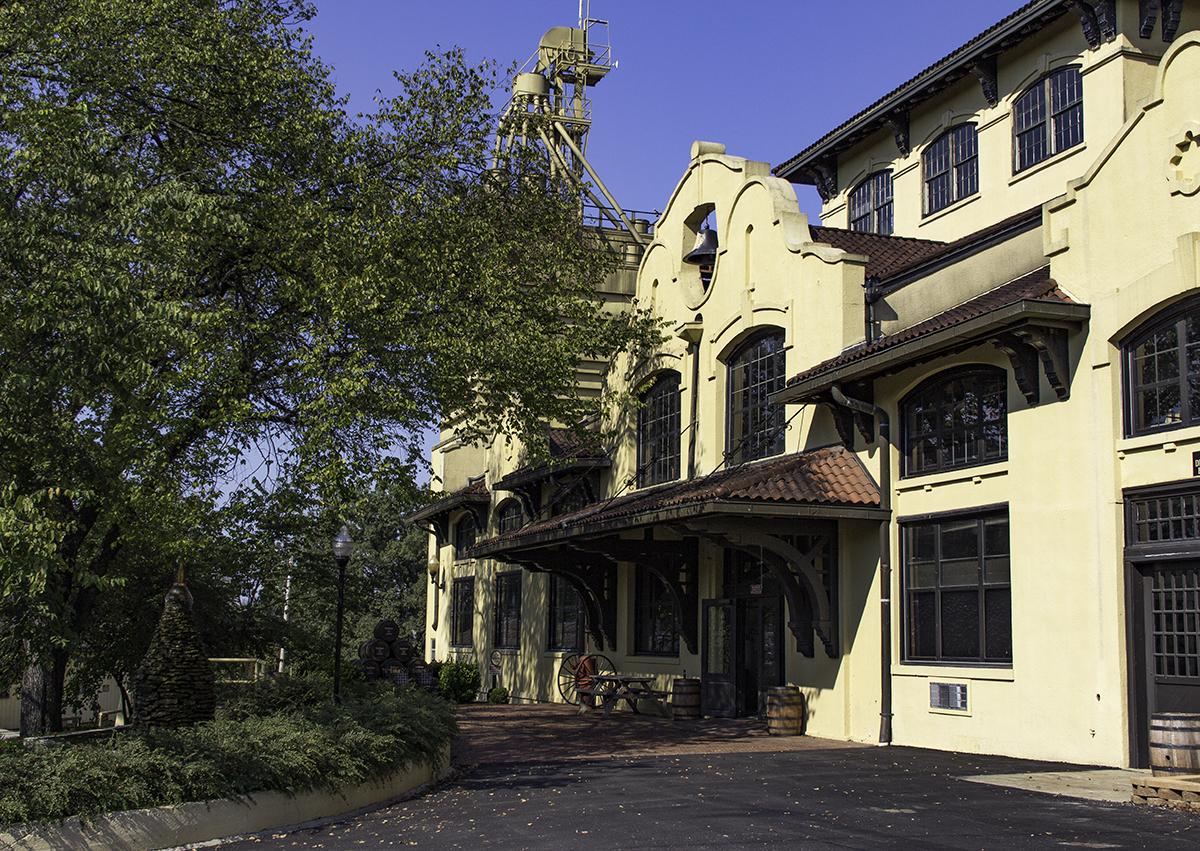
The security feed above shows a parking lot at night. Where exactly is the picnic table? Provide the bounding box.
[576,673,671,720]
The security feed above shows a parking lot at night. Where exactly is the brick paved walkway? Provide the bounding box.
[451,702,864,766]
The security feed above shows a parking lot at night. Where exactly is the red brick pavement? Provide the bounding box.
[451,702,865,767]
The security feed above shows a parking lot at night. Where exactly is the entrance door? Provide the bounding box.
[738,596,785,717]
[701,599,736,717]
[1131,562,1200,765]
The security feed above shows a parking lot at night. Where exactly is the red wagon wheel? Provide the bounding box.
[556,653,615,705]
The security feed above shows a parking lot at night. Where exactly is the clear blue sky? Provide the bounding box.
[301,0,1023,224]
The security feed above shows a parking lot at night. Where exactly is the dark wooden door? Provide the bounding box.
[737,596,784,716]
[701,599,736,717]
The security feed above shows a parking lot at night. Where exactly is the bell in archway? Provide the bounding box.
[683,227,718,266]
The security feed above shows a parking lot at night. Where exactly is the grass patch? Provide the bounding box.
[0,677,457,829]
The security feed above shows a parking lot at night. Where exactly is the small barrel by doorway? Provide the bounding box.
[1150,713,1200,776]
[766,686,803,736]
[673,678,701,720]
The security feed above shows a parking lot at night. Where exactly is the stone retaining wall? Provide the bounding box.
[1131,774,1200,814]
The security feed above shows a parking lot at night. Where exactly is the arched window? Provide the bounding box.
[453,513,476,558]
[726,331,786,465]
[901,367,1008,477]
[923,125,978,215]
[637,372,681,487]
[1123,297,1200,436]
[497,500,524,534]
[849,171,893,234]
[1014,66,1082,173]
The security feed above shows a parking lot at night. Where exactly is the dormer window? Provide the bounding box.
[1014,66,1082,173]
[924,125,978,215]
[849,171,893,235]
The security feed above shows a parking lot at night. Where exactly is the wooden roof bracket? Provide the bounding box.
[970,55,999,108]
[991,323,1073,406]
[508,546,619,653]
[1140,0,1160,39]
[886,112,910,158]
[686,521,839,659]
[809,158,838,202]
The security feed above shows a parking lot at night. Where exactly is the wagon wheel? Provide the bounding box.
[556,653,616,705]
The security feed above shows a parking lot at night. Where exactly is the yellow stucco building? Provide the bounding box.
[416,0,1200,768]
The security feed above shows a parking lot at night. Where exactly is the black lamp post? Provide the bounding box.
[331,525,354,704]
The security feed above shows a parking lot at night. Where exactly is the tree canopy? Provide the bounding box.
[0,0,658,732]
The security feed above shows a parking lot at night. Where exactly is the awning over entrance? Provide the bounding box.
[470,444,886,659]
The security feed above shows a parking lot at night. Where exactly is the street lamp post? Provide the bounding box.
[331,526,354,704]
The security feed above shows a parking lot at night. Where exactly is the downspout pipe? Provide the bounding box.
[829,385,893,746]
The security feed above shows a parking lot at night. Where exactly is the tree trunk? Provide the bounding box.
[19,662,53,737]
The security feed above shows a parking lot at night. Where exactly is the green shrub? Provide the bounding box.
[0,676,457,829]
[487,687,509,704]
[437,661,479,704]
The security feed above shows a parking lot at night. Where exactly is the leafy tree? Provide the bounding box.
[0,0,658,734]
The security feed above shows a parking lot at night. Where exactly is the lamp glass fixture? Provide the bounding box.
[332,526,354,561]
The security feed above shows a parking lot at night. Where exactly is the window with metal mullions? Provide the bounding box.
[726,331,786,465]
[454,513,476,559]
[903,509,1011,664]
[1124,298,1200,436]
[924,125,978,215]
[849,171,893,235]
[1014,66,1082,173]
[634,567,679,656]
[547,575,584,652]
[494,572,521,649]
[638,372,681,488]
[901,367,1007,477]
[451,577,474,648]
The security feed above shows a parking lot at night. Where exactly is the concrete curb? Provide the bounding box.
[0,745,450,851]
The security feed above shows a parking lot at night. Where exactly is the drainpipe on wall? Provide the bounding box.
[829,385,893,746]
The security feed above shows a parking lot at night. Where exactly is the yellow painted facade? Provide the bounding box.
[421,1,1200,768]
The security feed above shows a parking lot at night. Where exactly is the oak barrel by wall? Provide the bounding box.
[1150,713,1200,776]
[374,619,400,642]
[359,639,391,663]
[766,686,803,736]
[391,638,415,664]
[673,678,700,720]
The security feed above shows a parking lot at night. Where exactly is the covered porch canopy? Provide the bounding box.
[470,444,885,659]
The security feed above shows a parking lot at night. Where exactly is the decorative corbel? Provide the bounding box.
[1163,0,1183,42]
[1091,0,1117,41]
[886,112,910,157]
[1139,0,1160,39]
[809,159,838,203]
[991,332,1042,406]
[969,55,999,108]
[1013,326,1072,401]
[1065,0,1103,49]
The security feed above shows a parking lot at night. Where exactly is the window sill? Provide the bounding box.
[919,191,981,228]
[1117,429,1200,457]
[628,655,681,665]
[1008,143,1088,186]
[892,663,1013,681]
[895,462,1007,493]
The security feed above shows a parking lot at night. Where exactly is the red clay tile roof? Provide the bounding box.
[809,227,946,281]
[474,445,880,552]
[406,477,490,523]
[786,266,1071,388]
[775,1,1069,182]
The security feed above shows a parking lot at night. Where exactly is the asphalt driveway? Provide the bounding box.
[215,704,1198,850]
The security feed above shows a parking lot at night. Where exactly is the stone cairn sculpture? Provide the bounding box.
[132,568,216,728]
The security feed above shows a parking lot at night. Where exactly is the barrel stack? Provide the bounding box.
[356,619,437,690]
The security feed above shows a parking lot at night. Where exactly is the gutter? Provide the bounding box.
[829,385,893,746]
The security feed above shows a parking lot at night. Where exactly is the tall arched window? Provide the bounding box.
[638,372,681,487]
[849,171,893,234]
[497,500,524,534]
[726,331,786,465]
[1124,297,1200,436]
[1013,66,1082,173]
[923,125,978,215]
[901,366,1008,477]
[453,513,476,559]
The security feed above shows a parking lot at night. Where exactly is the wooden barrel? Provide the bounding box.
[409,658,436,690]
[672,678,701,720]
[766,686,803,736]
[362,660,381,681]
[359,639,391,663]
[381,659,409,685]
[374,620,400,642]
[1150,713,1200,775]
[391,638,414,664]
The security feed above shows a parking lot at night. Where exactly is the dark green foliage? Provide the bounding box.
[487,686,510,704]
[0,677,456,828]
[437,661,480,704]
